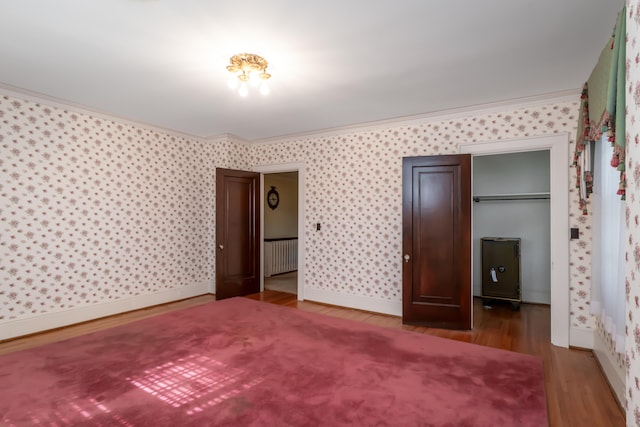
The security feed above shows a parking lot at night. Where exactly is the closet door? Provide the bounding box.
[402,155,471,329]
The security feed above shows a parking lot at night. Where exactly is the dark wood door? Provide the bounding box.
[402,155,471,329]
[215,168,260,300]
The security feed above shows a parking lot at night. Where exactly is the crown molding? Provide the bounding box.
[0,82,206,143]
[250,89,581,146]
[205,133,252,146]
[0,82,580,147]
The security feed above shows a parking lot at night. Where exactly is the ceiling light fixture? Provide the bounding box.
[226,53,271,97]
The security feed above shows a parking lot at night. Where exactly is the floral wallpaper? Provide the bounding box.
[0,95,247,321]
[0,92,592,339]
[252,101,593,329]
[626,0,640,424]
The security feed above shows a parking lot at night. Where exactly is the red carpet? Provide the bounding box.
[0,298,548,426]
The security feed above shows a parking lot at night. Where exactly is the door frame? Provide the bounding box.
[253,162,305,301]
[460,133,570,348]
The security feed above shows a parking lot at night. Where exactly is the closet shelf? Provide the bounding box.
[473,192,550,202]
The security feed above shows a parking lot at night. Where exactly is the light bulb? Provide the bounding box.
[249,71,261,87]
[239,82,248,97]
[227,75,238,90]
[260,80,270,95]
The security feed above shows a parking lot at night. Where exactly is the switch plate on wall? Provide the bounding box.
[570,228,579,239]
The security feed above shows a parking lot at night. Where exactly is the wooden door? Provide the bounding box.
[215,168,260,300]
[402,155,471,329]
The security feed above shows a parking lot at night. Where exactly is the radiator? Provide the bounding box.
[264,238,298,277]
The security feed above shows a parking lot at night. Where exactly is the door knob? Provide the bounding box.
[404,254,410,263]
[218,244,224,250]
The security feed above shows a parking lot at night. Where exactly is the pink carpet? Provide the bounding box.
[0,298,548,426]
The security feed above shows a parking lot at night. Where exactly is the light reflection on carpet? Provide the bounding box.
[0,298,547,425]
[127,353,262,415]
[2,354,262,425]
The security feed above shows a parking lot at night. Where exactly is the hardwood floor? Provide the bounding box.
[0,291,625,426]
[248,291,625,427]
[264,271,298,294]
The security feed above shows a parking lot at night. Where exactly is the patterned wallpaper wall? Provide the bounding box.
[0,95,237,321]
[0,91,592,338]
[251,100,594,330]
[626,0,640,424]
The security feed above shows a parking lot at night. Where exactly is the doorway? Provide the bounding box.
[263,171,299,295]
[253,162,305,300]
[460,134,570,347]
[472,150,551,305]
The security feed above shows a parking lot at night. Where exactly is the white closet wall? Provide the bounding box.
[472,151,551,304]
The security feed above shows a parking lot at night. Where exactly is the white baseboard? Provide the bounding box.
[304,289,589,351]
[593,332,626,407]
[569,327,594,349]
[521,290,550,305]
[303,287,402,317]
[0,281,211,341]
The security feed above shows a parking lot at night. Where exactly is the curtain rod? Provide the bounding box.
[473,194,550,202]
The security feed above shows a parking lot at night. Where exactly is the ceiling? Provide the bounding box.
[0,1,622,141]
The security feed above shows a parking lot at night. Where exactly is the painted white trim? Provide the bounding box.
[468,161,475,330]
[570,327,595,349]
[0,83,206,142]
[250,90,580,146]
[0,85,245,148]
[258,174,266,290]
[1,81,578,147]
[253,162,306,301]
[304,287,402,317]
[460,133,571,348]
[593,332,625,406]
[0,281,211,341]
[522,289,552,305]
[205,133,252,146]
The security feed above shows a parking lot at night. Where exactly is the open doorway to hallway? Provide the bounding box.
[263,171,299,295]
[264,271,298,294]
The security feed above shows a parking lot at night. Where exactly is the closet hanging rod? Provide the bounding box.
[473,194,550,202]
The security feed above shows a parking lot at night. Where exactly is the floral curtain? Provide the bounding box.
[573,6,626,214]
[606,7,626,197]
[574,84,593,214]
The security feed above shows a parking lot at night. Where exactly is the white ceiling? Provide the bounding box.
[0,1,622,141]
